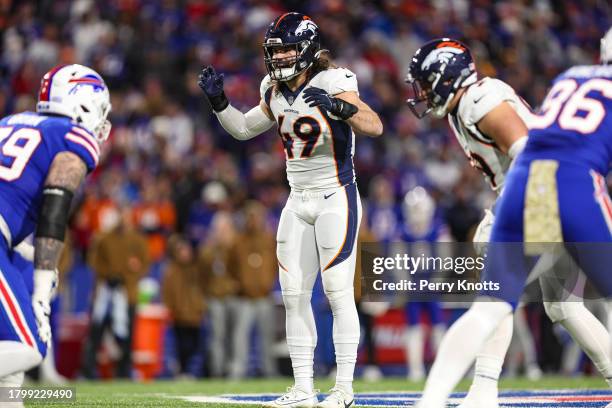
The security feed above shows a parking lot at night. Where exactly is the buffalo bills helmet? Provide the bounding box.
[37,64,112,142]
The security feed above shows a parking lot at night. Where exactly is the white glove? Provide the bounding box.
[13,240,35,262]
[32,269,57,346]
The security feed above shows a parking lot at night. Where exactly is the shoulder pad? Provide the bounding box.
[459,77,515,125]
[310,67,358,95]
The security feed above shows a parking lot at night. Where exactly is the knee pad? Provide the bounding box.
[282,292,312,313]
[322,264,355,295]
[325,287,354,304]
[544,301,585,323]
[325,288,357,324]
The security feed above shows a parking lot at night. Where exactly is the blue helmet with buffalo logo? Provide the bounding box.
[406,38,477,118]
[263,12,321,81]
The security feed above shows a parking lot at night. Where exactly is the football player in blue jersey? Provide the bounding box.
[0,64,111,391]
[416,27,612,408]
[407,37,612,407]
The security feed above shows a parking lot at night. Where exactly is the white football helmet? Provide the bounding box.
[36,64,112,142]
[601,26,612,64]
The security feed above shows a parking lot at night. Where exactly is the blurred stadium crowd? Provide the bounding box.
[1,0,610,380]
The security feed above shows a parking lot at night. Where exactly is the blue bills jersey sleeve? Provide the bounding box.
[61,125,100,172]
[0,113,98,245]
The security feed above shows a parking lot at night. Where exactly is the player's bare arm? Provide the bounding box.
[335,91,383,137]
[477,101,528,158]
[34,152,86,270]
[32,151,86,345]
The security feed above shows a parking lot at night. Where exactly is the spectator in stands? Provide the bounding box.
[228,201,278,379]
[199,211,238,377]
[132,177,177,263]
[82,207,150,378]
[162,235,206,377]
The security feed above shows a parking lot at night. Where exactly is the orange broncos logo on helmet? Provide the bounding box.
[436,41,466,52]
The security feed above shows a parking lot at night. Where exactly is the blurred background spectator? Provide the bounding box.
[0,0,609,380]
[199,212,238,377]
[82,207,150,378]
[162,234,206,377]
[227,201,278,379]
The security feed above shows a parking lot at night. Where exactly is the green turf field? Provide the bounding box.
[21,376,607,407]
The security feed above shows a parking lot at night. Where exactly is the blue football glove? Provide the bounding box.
[302,87,358,120]
[198,66,229,111]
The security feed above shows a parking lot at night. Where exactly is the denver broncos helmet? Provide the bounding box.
[263,12,321,81]
[406,38,477,119]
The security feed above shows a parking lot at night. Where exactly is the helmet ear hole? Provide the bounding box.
[81,105,90,113]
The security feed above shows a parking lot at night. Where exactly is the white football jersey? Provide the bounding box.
[261,67,358,191]
[448,77,533,192]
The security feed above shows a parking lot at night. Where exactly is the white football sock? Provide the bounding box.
[327,289,359,394]
[283,293,317,393]
[419,301,512,407]
[0,341,42,377]
[470,314,513,390]
[406,325,425,381]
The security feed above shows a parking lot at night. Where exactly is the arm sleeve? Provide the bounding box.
[214,104,275,141]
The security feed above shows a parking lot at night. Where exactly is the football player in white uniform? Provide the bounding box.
[404,38,612,408]
[198,12,383,408]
